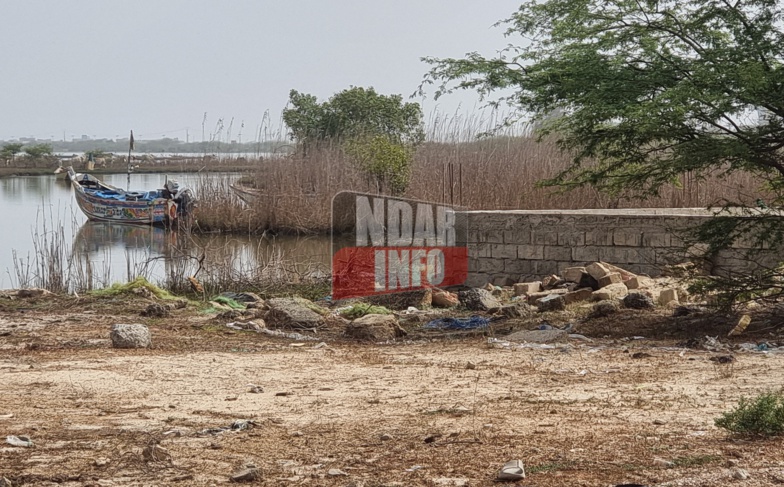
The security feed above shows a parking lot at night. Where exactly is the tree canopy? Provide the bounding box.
[421,0,784,198]
[282,86,425,194]
[282,87,425,147]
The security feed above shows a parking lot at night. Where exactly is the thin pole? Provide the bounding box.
[127,130,134,190]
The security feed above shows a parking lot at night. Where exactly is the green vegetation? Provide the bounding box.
[210,296,246,309]
[339,303,392,320]
[0,142,23,162]
[89,276,179,300]
[421,0,784,305]
[344,135,414,195]
[23,143,53,159]
[715,391,784,437]
[282,86,424,194]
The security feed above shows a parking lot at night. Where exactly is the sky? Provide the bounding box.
[0,1,523,142]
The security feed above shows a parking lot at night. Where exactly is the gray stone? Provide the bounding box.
[458,288,501,312]
[231,467,261,482]
[265,298,325,329]
[500,303,534,318]
[141,303,170,318]
[623,292,655,309]
[345,314,400,341]
[537,293,566,312]
[504,329,567,344]
[110,324,151,349]
[590,300,619,318]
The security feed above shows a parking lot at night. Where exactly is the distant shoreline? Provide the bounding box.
[0,163,260,178]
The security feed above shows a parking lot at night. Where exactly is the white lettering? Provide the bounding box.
[355,196,385,246]
[387,249,410,289]
[387,200,413,246]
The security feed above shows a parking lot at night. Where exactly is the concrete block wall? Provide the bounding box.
[462,209,779,286]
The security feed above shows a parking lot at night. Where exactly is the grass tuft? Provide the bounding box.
[715,391,784,437]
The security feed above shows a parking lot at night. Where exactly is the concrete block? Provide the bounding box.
[531,231,559,245]
[544,246,572,261]
[534,261,559,276]
[477,258,505,274]
[514,281,542,296]
[585,230,613,246]
[592,283,628,301]
[625,275,654,289]
[490,244,518,259]
[598,272,622,288]
[541,274,561,289]
[527,288,567,305]
[504,259,535,275]
[564,288,593,304]
[613,230,643,247]
[658,288,679,305]
[562,267,587,283]
[517,244,545,260]
[503,229,531,245]
[465,273,489,288]
[468,243,492,258]
[585,262,611,281]
[558,232,586,246]
[537,293,566,312]
[642,232,671,247]
[572,246,601,262]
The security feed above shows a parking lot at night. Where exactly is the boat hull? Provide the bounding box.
[67,167,179,226]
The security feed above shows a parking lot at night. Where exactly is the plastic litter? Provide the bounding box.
[424,316,490,330]
[6,435,33,447]
[198,419,257,436]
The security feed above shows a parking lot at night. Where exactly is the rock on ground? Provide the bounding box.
[537,293,566,312]
[110,324,152,349]
[345,314,401,341]
[623,292,656,309]
[458,288,501,311]
[590,300,619,318]
[141,303,170,318]
[265,298,325,329]
[432,290,459,308]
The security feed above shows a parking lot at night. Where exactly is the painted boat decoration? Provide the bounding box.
[66,166,195,226]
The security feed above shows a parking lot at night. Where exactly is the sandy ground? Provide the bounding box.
[2,294,784,486]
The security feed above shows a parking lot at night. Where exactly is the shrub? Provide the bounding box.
[339,303,392,320]
[715,391,784,437]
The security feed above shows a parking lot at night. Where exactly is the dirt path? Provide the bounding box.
[2,300,784,486]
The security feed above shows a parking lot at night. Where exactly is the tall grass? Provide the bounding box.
[192,112,769,233]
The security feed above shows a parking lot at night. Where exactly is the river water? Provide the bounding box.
[0,172,330,290]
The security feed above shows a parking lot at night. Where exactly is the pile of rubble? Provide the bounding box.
[507,261,685,313]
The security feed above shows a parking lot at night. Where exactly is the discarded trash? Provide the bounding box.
[402,306,420,315]
[405,465,424,472]
[198,419,257,436]
[0,413,13,420]
[6,435,33,447]
[487,337,559,350]
[248,384,264,393]
[424,316,490,330]
[728,314,751,337]
[226,321,319,341]
[225,322,261,331]
[497,459,525,481]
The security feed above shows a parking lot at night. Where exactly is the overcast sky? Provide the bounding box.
[0,1,522,141]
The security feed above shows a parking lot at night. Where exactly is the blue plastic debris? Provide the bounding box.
[423,316,490,330]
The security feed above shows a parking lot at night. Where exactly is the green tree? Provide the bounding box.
[422,0,784,305]
[0,142,23,163]
[282,87,425,148]
[23,143,53,159]
[344,135,415,195]
[282,87,424,193]
[422,0,784,195]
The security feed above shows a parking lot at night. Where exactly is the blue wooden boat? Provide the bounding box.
[66,166,194,226]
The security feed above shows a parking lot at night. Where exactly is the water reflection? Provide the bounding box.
[68,221,331,289]
[1,172,330,290]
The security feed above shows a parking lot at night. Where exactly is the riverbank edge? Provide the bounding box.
[0,164,259,178]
